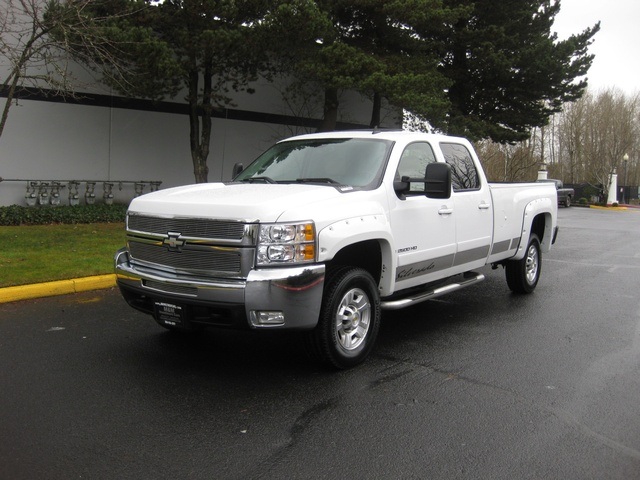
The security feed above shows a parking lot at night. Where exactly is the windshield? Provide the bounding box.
[234,138,393,189]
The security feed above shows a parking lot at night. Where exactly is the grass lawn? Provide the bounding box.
[0,223,126,287]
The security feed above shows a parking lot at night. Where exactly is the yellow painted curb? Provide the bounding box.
[0,274,117,304]
[589,205,628,211]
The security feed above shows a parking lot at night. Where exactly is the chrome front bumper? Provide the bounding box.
[114,248,325,330]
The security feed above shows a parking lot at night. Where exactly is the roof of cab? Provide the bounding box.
[279,129,469,145]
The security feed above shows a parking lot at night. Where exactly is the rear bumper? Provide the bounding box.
[114,248,325,330]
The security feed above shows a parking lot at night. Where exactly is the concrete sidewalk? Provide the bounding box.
[0,275,116,304]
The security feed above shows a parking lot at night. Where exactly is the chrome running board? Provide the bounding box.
[380,272,485,310]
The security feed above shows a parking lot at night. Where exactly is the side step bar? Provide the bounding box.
[380,272,485,311]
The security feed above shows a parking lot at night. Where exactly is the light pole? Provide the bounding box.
[623,153,629,204]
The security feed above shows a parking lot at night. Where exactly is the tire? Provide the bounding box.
[505,234,541,294]
[306,266,381,369]
[564,196,571,207]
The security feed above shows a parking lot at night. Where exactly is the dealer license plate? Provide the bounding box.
[154,302,184,326]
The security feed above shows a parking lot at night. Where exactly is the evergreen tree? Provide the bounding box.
[290,0,459,131]
[53,0,276,183]
[327,0,459,129]
[440,0,599,142]
[53,0,600,176]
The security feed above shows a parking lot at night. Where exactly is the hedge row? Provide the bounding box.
[0,203,128,226]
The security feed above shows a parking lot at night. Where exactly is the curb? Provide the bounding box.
[0,274,117,304]
[589,205,630,211]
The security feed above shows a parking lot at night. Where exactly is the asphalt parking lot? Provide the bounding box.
[1,206,639,479]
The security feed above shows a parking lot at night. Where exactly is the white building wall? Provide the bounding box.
[0,86,400,206]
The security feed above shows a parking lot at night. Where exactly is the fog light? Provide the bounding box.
[251,311,285,326]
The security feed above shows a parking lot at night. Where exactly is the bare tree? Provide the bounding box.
[0,0,136,141]
[2,0,68,139]
[556,95,590,184]
[534,88,640,203]
[475,140,540,182]
[479,89,640,204]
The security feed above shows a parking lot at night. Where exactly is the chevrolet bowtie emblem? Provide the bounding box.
[163,232,186,252]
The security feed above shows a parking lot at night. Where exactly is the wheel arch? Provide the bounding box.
[530,211,554,253]
[318,216,395,295]
[511,197,556,260]
[324,239,393,294]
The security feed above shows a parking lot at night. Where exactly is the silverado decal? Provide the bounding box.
[396,254,455,280]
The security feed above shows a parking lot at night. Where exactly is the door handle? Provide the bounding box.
[438,207,453,215]
[478,202,491,210]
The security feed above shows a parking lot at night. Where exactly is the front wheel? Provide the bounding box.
[305,267,381,369]
[505,234,541,294]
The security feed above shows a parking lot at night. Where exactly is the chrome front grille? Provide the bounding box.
[129,242,241,273]
[128,215,247,241]
[143,279,198,296]
[126,214,255,278]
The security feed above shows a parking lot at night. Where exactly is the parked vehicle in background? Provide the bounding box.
[115,130,559,369]
[538,179,574,207]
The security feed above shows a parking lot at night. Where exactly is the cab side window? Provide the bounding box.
[395,142,437,194]
[440,143,480,191]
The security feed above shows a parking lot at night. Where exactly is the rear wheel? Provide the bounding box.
[306,266,381,369]
[565,196,571,207]
[505,234,541,294]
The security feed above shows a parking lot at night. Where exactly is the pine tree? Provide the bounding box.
[440,0,599,142]
[54,0,275,183]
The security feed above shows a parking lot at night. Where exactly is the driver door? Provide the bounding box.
[388,142,457,290]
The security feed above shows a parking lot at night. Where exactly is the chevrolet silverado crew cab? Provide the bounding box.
[115,130,558,369]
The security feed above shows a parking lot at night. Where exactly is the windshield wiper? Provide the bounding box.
[295,178,342,185]
[240,176,277,184]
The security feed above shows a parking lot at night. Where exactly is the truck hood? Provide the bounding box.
[127,183,365,223]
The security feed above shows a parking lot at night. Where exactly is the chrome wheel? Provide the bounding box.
[305,266,381,369]
[525,243,539,285]
[335,287,371,351]
[505,233,541,294]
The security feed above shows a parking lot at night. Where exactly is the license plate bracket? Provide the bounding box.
[154,302,185,327]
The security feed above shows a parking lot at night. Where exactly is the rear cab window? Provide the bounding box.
[440,143,480,192]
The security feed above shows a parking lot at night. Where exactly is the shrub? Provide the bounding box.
[578,197,588,205]
[0,203,127,226]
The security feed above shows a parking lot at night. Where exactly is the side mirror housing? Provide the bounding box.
[425,162,451,199]
[393,178,410,194]
[232,163,244,178]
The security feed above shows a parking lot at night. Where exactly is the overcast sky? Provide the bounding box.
[553,0,639,95]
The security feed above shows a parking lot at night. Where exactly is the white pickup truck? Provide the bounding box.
[115,130,558,368]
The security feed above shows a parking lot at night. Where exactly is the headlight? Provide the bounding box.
[257,222,316,265]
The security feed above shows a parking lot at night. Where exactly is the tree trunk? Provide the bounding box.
[0,72,20,141]
[369,92,381,128]
[317,87,339,132]
[0,18,49,142]
[187,65,212,183]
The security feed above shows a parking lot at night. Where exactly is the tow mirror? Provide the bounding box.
[232,163,244,178]
[425,162,451,199]
[393,178,410,193]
